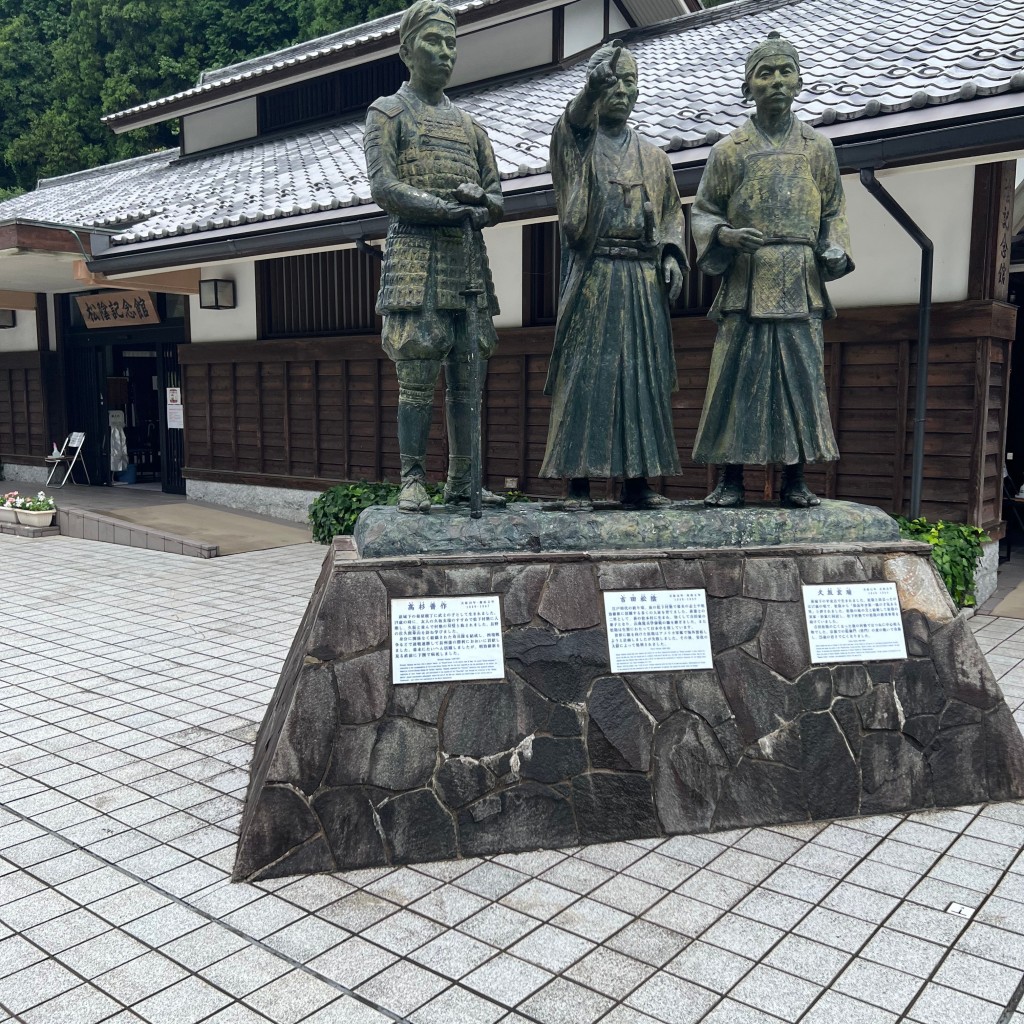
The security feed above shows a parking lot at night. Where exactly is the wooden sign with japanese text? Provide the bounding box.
[76,291,160,329]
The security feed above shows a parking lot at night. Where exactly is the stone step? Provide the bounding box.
[0,521,60,539]
[56,507,218,557]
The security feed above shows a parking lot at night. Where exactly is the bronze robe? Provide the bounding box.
[691,117,853,466]
[540,107,687,480]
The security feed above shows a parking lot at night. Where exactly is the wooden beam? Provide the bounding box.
[968,161,1016,302]
[0,290,38,310]
[72,261,201,295]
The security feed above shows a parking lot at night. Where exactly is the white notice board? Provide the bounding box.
[802,582,907,663]
[391,594,504,684]
[603,589,713,673]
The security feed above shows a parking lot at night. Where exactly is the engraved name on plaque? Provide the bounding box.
[802,582,907,664]
[603,589,714,673]
[391,595,504,685]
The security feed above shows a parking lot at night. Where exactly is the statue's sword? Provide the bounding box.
[461,216,485,519]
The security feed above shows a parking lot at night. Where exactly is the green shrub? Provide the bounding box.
[308,481,401,542]
[894,515,989,608]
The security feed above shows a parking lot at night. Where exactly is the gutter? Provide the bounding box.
[858,168,933,521]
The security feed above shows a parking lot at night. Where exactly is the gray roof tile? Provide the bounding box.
[2,0,1023,248]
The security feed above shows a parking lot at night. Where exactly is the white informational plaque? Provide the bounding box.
[603,589,713,673]
[802,582,907,663]
[390,594,504,685]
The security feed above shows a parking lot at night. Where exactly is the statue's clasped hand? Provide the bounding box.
[450,182,490,229]
[718,226,765,253]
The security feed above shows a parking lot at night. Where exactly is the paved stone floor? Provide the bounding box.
[1,534,1023,1024]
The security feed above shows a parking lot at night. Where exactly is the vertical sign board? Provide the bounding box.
[391,595,504,684]
[603,590,714,673]
[166,387,184,430]
[802,582,907,663]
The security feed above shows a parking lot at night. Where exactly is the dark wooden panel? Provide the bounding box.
[179,300,1011,527]
[0,352,46,461]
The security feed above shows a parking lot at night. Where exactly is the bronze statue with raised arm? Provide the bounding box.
[540,41,688,510]
[363,0,505,513]
[691,32,854,509]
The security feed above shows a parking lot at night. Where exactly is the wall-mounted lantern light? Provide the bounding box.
[198,279,236,310]
[0,309,16,329]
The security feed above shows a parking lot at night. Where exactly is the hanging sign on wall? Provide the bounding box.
[76,291,161,328]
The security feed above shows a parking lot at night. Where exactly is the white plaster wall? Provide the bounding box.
[828,164,974,309]
[0,308,38,353]
[564,0,605,58]
[182,98,258,155]
[608,3,631,33]
[484,222,524,328]
[450,12,553,88]
[188,263,258,342]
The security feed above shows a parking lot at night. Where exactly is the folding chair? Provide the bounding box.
[45,432,90,486]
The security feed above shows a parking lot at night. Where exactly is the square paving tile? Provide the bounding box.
[409,928,495,979]
[134,975,234,1024]
[507,924,595,974]
[355,959,450,1017]
[832,958,923,1014]
[463,953,555,1006]
[625,970,719,1024]
[564,945,655,1000]
[906,982,1005,1024]
[728,963,821,1021]
[664,940,755,994]
[517,977,615,1024]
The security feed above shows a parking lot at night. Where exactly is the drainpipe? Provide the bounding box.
[858,168,934,520]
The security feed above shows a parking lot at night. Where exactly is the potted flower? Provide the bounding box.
[0,491,19,524]
[16,491,56,528]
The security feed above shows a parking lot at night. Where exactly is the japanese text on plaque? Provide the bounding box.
[603,590,713,673]
[802,582,907,663]
[390,594,504,685]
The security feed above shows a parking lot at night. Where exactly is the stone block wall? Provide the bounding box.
[234,541,1024,880]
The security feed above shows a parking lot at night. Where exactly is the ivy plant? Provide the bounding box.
[894,515,990,608]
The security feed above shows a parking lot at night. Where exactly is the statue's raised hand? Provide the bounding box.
[586,40,623,96]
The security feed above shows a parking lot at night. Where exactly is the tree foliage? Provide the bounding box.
[0,0,397,194]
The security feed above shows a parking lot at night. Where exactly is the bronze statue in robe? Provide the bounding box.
[691,32,854,508]
[540,42,688,510]
[363,0,505,513]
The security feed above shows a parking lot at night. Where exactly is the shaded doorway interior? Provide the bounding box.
[63,292,187,495]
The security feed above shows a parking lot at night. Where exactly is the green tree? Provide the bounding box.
[0,0,391,195]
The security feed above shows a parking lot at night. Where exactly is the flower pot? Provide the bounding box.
[0,506,17,524]
[16,509,54,528]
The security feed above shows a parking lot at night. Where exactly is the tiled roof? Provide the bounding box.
[2,0,1023,249]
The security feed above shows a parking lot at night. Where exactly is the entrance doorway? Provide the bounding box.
[63,293,187,495]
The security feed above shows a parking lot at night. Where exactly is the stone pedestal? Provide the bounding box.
[234,532,1024,880]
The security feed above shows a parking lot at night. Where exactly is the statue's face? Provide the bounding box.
[744,56,801,117]
[401,18,457,90]
[597,55,639,127]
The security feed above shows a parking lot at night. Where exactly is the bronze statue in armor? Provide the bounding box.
[691,32,854,508]
[364,0,505,513]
